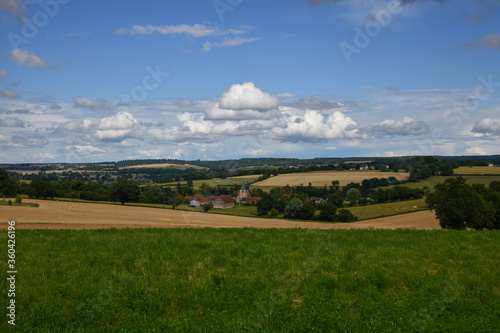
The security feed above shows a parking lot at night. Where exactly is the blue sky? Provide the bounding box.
[0,0,499,163]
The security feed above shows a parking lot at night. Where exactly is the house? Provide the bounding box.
[488,163,494,167]
[282,187,292,196]
[359,164,369,171]
[212,195,235,209]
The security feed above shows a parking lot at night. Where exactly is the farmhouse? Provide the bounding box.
[212,195,235,209]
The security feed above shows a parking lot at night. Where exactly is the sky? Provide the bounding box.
[0,0,499,163]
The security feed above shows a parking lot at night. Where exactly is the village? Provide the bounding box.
[185,183,261,209]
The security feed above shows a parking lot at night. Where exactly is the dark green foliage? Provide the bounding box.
[202,203,212,213]
[109,176,140,205]
[27,179,56,199]
[318,203,337,222]
[336,208,358,222]
[428,177,496,230]
[0,169,19,197]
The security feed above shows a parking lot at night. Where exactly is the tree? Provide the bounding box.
[297,200,316,220]
[202,203,212,213]
[109,177,140,205]
[27,179,56,199]
[0,169,19,197]
[284,198,303,218]
[345,188,361,205]
[318,203,337,222]
[428,177,495,230]
[269,208,279,217]
[336,209,357,222]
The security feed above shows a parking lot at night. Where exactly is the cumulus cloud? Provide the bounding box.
[95,112,139,140]
[297,95,341,110]
[0,117,25,127]
[0,69,8,78]
[75,97,114,110]
[53,119,92,135]
[11,49,50,69]
[273,110,358,142]
[203,37,260,51]
[115,23,250,38]
[0,0,25,22]
[464,33,500,49]
[1,88,20,99]
[218,82,280,110]
[471,117,500,135]
[365,117,430,136]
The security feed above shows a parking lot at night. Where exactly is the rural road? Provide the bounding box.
[2,199,441,230]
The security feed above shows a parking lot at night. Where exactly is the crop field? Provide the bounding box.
[1,200,440,230]
[120,163,208,170]
[160,175,261,189]
[253,170,409,189]
[0,228,498,331]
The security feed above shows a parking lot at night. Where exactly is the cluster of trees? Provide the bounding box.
[404,157,456,181]
[428,177,500,230]
[254,185,357,222]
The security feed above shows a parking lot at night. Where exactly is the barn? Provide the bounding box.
[212,195,235,209]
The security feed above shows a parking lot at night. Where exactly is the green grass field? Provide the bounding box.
[402,175,500,189]
[454,166,500,175]
[348,199,426,220]
[1,229,498,331]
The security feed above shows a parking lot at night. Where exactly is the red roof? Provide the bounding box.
[216,195,235,203]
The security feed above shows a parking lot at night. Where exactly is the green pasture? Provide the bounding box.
[1,228,498,331]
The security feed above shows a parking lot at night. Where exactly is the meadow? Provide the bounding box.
[1,228,498,331]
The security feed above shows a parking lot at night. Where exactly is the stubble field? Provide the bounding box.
[253,170,409,189]
[1,199,439,230]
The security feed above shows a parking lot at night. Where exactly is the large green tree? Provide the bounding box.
[110,177,140,205]
[428,177,495,230]
[0,169,19,197]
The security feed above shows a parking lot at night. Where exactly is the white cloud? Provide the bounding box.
[273,110,359,142]
[74,145,106,154]
[218,82,280,110]
[75,97,114,110]
[0,88,20,99]
[0,69,8,78]
[471,118,500,135]
[203,37,260,51]
[115,23,250,38]
[11,48,50,69]
[0,0,25,22]
[95,112,139,140]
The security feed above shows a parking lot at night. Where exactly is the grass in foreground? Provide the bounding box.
[1,228,498,332]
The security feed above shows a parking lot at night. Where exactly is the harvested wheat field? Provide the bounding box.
[253,170,409,188]
[1,200,439,230]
